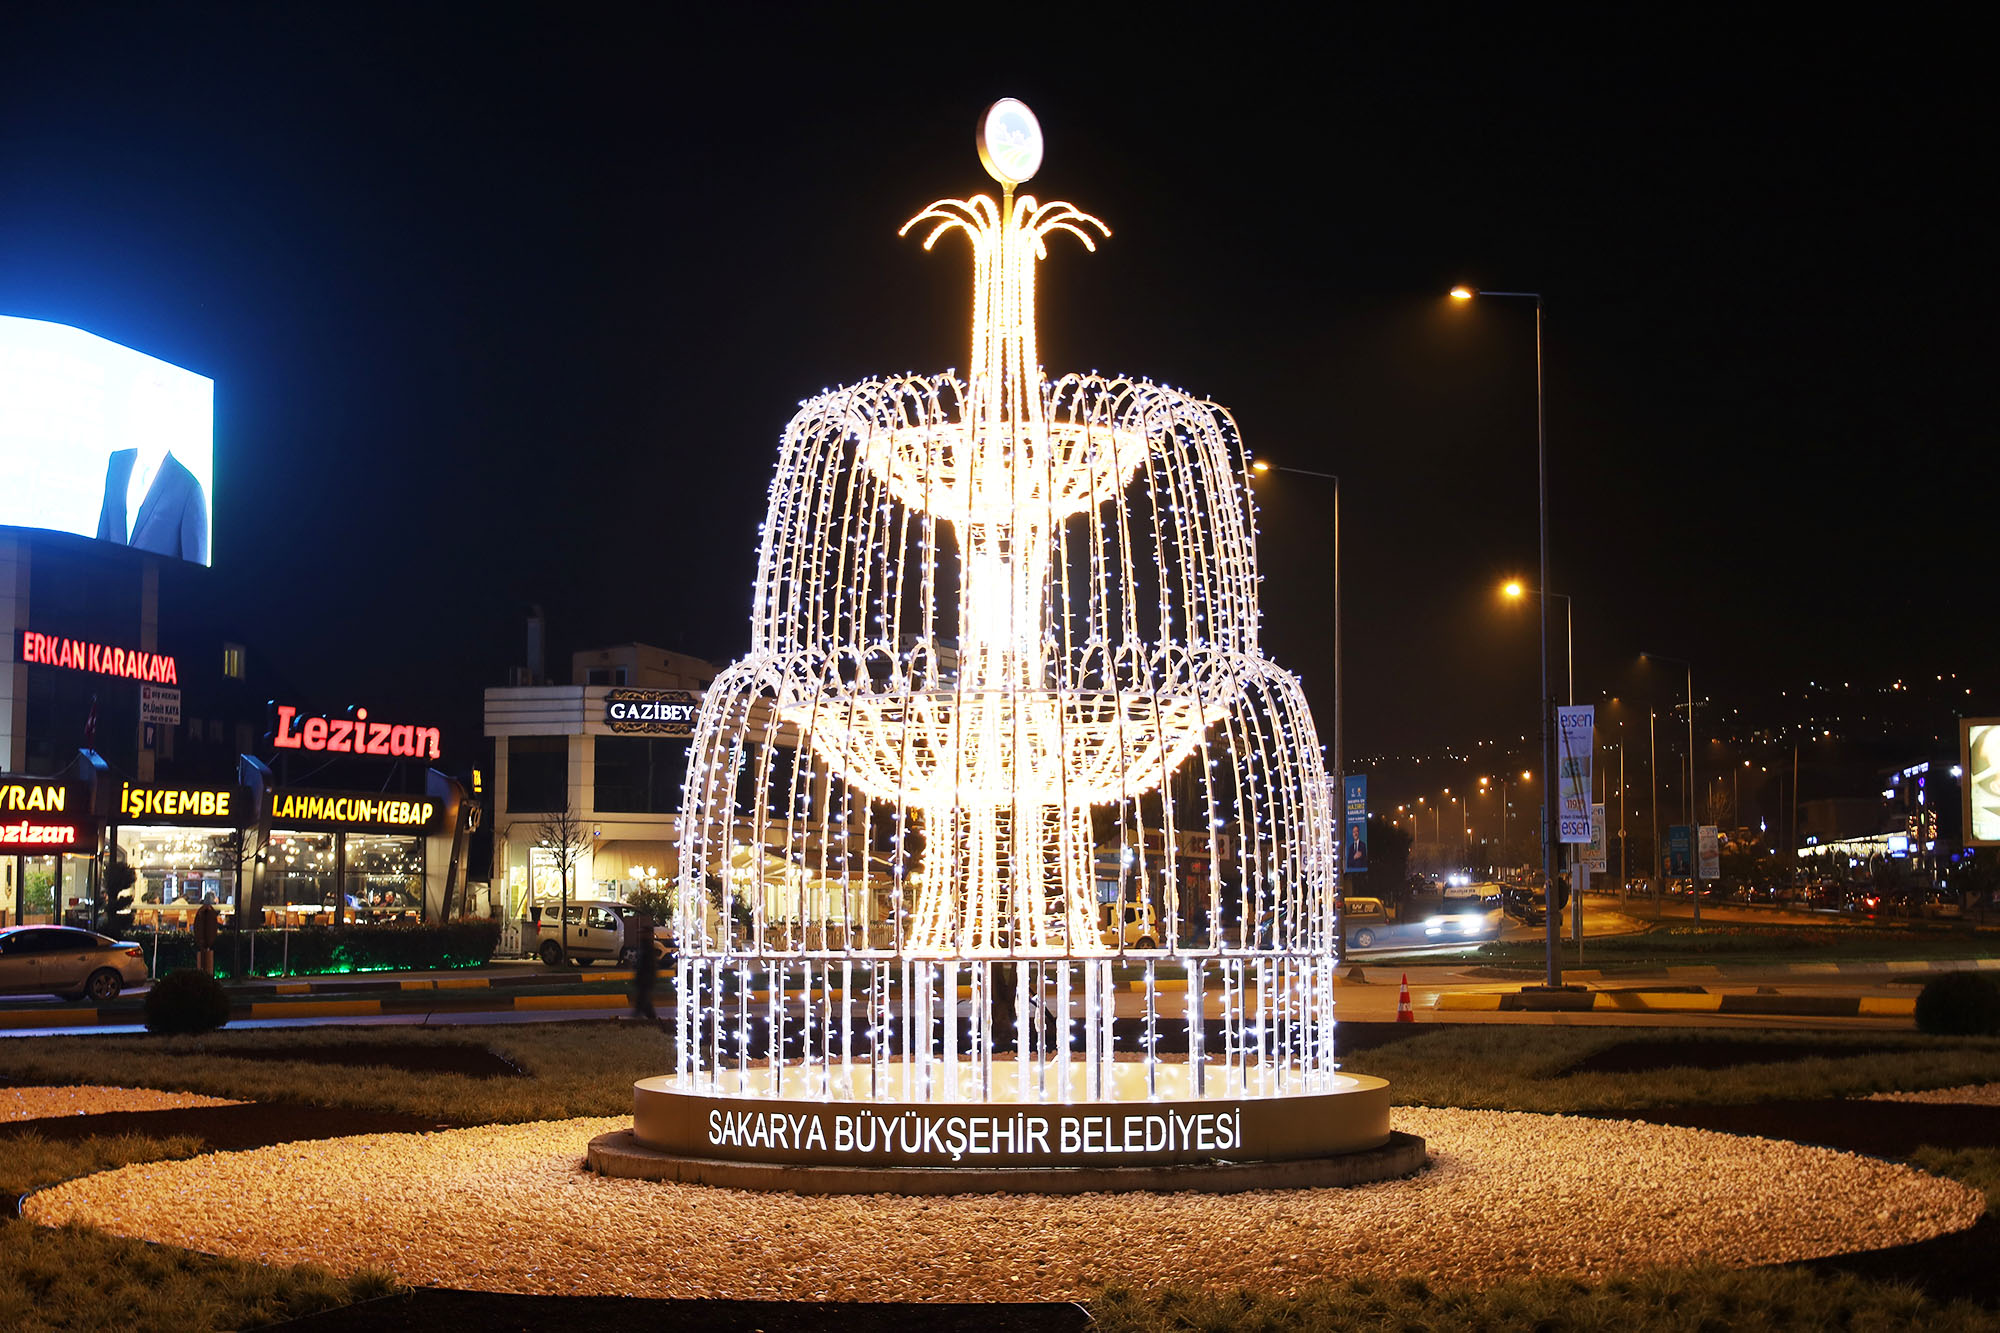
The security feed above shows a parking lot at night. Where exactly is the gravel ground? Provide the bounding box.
[24,1107,1984,1300]
[1868,1082,2000,1105]
[2,1084,242,1122]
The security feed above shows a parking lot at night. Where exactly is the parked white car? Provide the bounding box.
[0,925,149,1001]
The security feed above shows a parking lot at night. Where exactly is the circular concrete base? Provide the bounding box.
[586,1127,1429,1194]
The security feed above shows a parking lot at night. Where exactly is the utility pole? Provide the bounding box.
[1649,709,1661,922]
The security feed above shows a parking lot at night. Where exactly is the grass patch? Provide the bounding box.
[0,1130,204,1203]
[1910,1146,2000,1213]
[0,1218,395,1332]
[0,1022,670,1123]
[4,1022,1995,1122]
[1089,1266,1993,1332]
[1353,1026,2000,1111]
[0,1129,395,1331]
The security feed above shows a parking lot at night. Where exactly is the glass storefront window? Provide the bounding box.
[116,826,239,930]
[527,845,578,911]
[60,855,94,927]
[268,831,337,924]
[345,833,424,923]
[9,856,59,926]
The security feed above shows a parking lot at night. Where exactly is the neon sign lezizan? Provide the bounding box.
[271,705,441,760]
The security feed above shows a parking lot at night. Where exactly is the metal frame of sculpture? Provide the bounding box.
[672,100,1341,1111]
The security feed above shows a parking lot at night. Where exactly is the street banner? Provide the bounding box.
[1343,775,1368,874]
[140,683,181,726]
[1667,824,1693,877]
[1698,824,1721,881]
[1585,803,1608,873]
[1556,705,1594,843]
[1963,720,2000,846]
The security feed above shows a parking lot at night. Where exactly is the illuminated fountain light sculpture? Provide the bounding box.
[598,101,1417,1189]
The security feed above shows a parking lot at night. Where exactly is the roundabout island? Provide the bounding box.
[23,1103,1985,1301]
[627,97,1410,1196]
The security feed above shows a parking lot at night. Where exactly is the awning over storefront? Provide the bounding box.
[590,840,680,884]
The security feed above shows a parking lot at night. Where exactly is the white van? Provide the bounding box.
[527,901,629,966]
[1099,897,1163,950]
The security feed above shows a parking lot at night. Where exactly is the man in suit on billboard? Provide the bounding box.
[97,445,208,564]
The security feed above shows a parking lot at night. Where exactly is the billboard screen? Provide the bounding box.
[0,315,213,565]
[1964,720,2000,847]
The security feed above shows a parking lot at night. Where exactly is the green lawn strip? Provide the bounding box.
[0,1023,667,1123]
[3,1024,1992,1125]
[1087,1267,1991,1332]
[0,1129,203,1204]
[1450,924,2000,971]
[1349,1026,2000,1112]
[0,1218,395,1333]
[0,978,649,1021]
[0,1131,395,1333]
[1910,1146,2000,1213]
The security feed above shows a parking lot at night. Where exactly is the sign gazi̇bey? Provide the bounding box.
[270,704,441,760]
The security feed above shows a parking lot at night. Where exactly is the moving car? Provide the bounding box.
[1424,893,1498,941]
[0,925,149,1001]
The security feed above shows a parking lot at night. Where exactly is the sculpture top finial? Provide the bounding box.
[976,98,1042,187]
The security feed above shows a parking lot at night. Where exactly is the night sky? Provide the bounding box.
[2,6,1983,783]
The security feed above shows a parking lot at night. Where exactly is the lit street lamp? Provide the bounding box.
[1454,284,1561,988]
[1502,581,1573,706]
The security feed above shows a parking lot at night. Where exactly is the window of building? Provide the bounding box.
[507,736,569,813]
[584,666,628,685]
[593,735,689,814]
[344,833,425,920]
[116,825,238,923]
[222,643,246,679]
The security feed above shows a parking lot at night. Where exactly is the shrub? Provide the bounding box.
[1914,970,2000,1036]
[144,968,232,1035]
[135,919,501,979]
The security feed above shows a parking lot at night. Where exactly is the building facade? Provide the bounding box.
[485,643,714,916]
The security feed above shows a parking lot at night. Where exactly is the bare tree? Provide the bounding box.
[534,805,591,960]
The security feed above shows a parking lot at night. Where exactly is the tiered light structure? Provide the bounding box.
[674,101,1337,1104]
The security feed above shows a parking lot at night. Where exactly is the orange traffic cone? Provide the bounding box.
[1396,973,1414,1023]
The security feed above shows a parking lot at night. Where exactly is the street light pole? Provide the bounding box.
[1462,280,1558,990]
[1642,651,1699,926]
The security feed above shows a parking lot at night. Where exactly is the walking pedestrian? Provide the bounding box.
[193,901,219,976]
[629,908,659,1022]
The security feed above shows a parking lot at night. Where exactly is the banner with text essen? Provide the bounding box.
[1585,803,1609,873]
[1555,705,1594,843]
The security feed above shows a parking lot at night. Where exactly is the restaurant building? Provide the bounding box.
[484,643,714,916]
[5,740,470,932]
